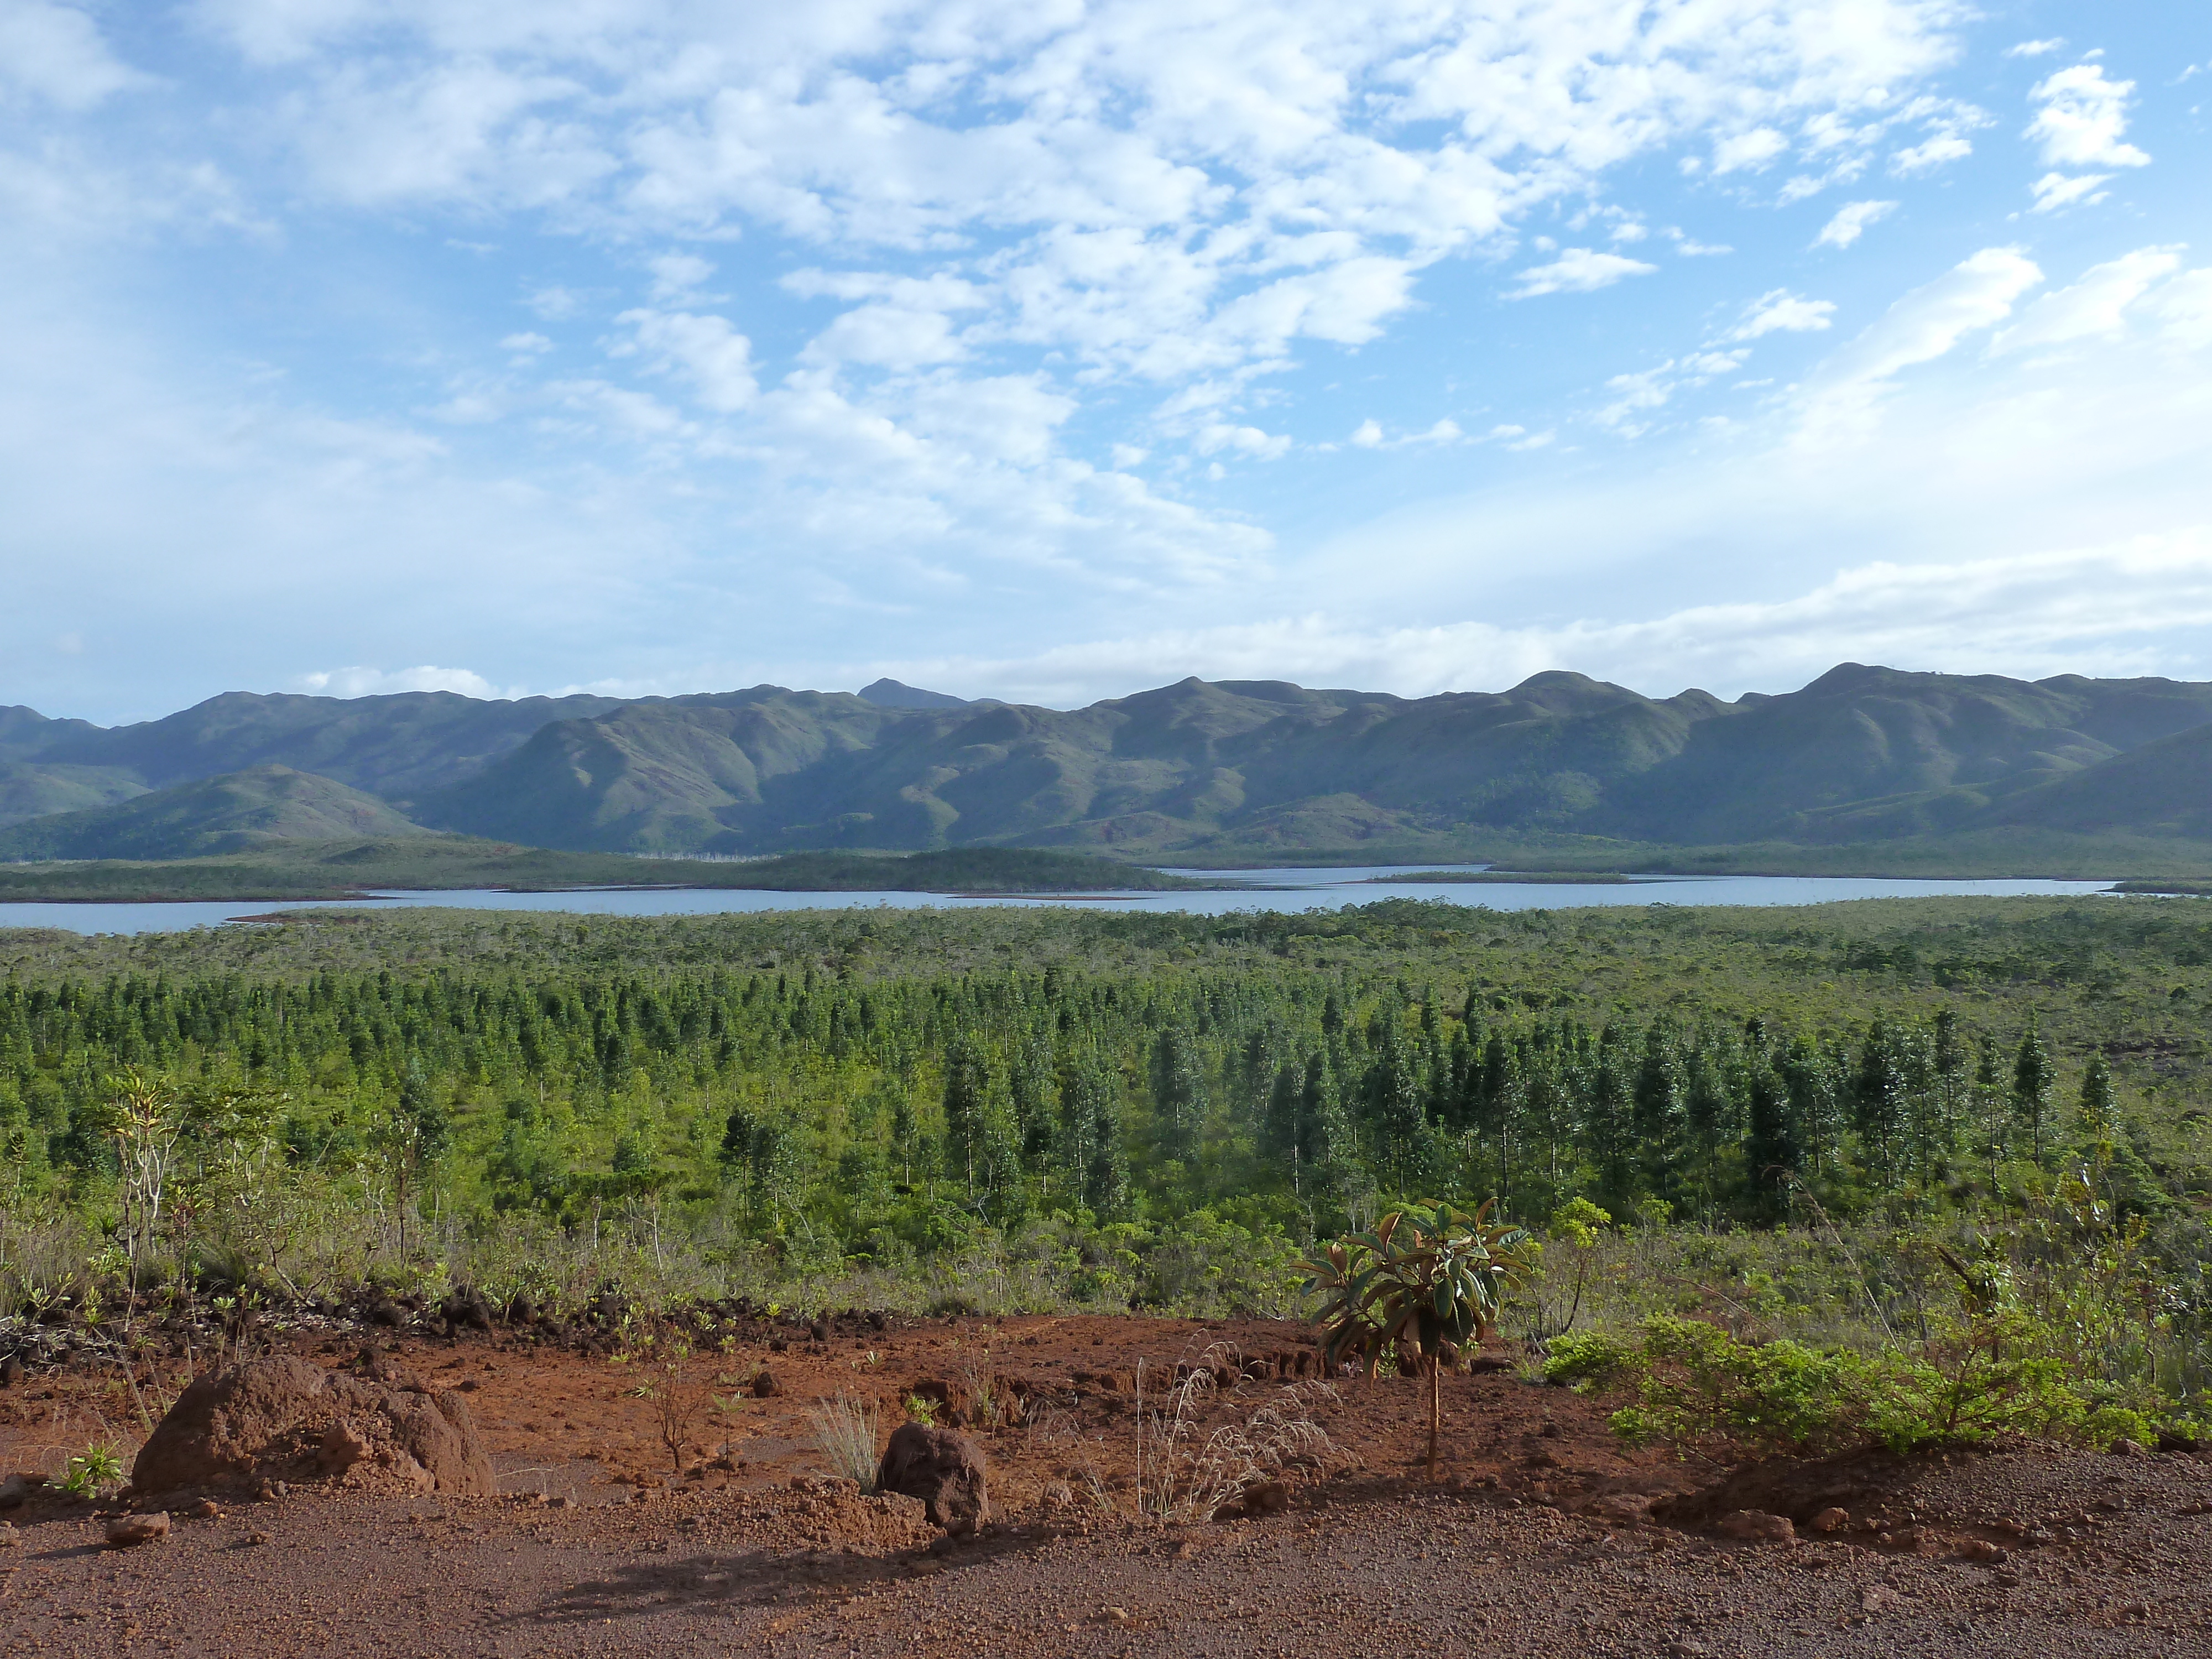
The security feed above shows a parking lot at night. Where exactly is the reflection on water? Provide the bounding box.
[0,868,2117,936]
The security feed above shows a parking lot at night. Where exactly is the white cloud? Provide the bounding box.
[1712,127,1790,175]
[1729,289,1837,340]
[1891,134,1970,174]
[1798,247,2042,442]
[1814,200,1896,249]
[613,309,757,411]
[293,665,512,698]
[1668,232,1733,257]
[2028,171,2110,214]
[2150,270,2212,350]
[2026,64,2151,170]
[0,0,149,109]
[1196,422,1291,461]
[499,331,552,355]
[647,253,714,301]
[1597,352,1746,436]
[2004,39,2065,60]
[527,286,582,320]
[865,529,2212,706]
[1509,249,1658,299]
[1990,247,2185,356]
[1348,416,1464,450]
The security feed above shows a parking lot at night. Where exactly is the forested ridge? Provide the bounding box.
[4,898,2207,1318]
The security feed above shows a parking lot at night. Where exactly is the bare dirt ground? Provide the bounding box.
[3,1312,2209,1656]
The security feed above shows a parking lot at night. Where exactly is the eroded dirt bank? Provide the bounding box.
[2,1313,2207,1656]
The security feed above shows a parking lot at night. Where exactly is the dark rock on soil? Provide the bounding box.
[877,1422,989,1536]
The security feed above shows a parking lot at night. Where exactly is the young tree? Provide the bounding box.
[1150,1027,1207,1162]
[1742,1063,1801,1220]
[1302,1200,1534,1481]
[2011,1021,2057,1167]
[2077,1050,2117,1149]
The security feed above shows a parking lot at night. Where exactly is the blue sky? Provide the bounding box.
[3,0,2209,723]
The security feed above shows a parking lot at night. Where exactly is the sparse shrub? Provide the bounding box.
[1133,1343,1339,1522]
[60,1446,124,1498]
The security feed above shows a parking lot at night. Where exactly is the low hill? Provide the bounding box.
[0,841,1215,902]
[0,766,436,861]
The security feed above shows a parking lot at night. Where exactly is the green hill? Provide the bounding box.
[0,689,628,827]
[0,766,437,861]
[417,667,2212,865]
[11,665,2212,875]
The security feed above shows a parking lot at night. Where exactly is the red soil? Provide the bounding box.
[2,1313,2206,1655]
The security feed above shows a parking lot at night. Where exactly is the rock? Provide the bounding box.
[1715,1509,1795,1543]
[187,1499,221,1520]
[105,1512,169,1548]
[2111,1437,2150,1457]
[132,1355,495,1499]
[1040,1480,1075,1511]
[876,1422,990,1537]
[1956,1538,2008,1564]
[1808,1506,1849,1533]
[0,1473,40,1511]
[0,1522,19,1548]
[752,1369,780,1399]
[0,1356,22,1387]
[442,1290,494,1334]
[1239,1481,1290,1517]
[364,1295,407,1329]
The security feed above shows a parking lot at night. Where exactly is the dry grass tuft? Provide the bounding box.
[806,1392,881,1490]
[1133,1341,1342,1522]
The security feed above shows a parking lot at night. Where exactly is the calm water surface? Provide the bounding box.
[0,867,2117,936]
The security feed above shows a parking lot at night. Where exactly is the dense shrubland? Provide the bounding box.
[4,895,2212,1442]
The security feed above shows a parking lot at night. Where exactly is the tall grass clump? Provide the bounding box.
[806,1393,882,1489]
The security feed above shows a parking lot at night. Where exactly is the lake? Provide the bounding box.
[0,867,2118,935]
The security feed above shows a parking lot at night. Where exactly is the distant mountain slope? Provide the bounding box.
[11,665,2212,864]
[0,765,436,860]
[1593,665,2212,845]
[0,689,629,827]
[419,666,2212,857]
[1981,720,2212,838]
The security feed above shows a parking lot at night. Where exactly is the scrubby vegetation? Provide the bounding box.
[4,894,2212,1448]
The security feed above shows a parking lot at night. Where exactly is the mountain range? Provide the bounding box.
[6,664,2212,870]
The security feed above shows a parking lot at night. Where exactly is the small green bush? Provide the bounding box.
[1561,1307,2171,1460]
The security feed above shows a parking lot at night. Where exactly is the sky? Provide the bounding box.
[3,1,2210,725]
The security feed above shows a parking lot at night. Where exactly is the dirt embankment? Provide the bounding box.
[3,1312,2209,1655]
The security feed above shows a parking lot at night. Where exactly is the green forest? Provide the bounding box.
[3,895,2209,1326]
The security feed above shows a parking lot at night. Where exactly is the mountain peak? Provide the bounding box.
[858,678,970,709]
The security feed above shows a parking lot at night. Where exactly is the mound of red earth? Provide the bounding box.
[130,1354,495,1499]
